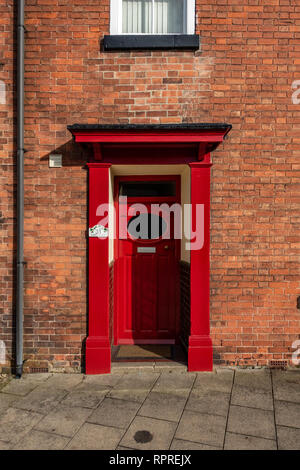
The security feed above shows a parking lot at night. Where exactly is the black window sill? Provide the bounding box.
[103,35,199,51]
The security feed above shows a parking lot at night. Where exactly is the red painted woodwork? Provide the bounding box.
[86,163,111,374]
[114,176,180,345]
[69,125,231,374]
[92,143,102,160]
[69,127,231,164]
[96,145,199,165]
[188,160,213,371]
[70,129,227,144]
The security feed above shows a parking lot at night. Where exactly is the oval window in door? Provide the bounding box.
[127,213,167,240]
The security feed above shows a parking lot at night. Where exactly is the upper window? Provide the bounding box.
[110,0,195,35]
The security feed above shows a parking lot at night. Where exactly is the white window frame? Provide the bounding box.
[110,0,195,35]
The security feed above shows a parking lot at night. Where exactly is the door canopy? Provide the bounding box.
[68,123,232,163]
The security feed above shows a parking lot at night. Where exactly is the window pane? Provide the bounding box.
[119,181,176,197]
[154,0,184,34]
[122,0,152,33]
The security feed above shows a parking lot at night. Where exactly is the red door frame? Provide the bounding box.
[68,125,231,374]
[113,175,181,346]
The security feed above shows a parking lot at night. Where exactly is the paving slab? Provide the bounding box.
[108,372,159,403]
[116,445,135,450]
[153,363,188,373]
[111,363,156,373]
[0,378,10,393]
[66,422,124,450]
[227,405,276,440]
[234,369,272,390]
[186,389,230,417]
[277,425,300,450]
[87,398,140,429]
[138,391,187,422]
[119,415,177,450]
[35,404,93,437]
[272,370,300,404]
[43,374,83,390]
[0,374,51,397]
[170,438,221,450]
[75,374,123,391]
[0,407,42,445]
[224,432,277,450]
[0,440,12,449]
[0,393,19,416]
[175,410,226,448]
[14,430,70,450]
[14,385,68,414]
[274,400,300,429]
[194,369,234,394]
[231,369,273,410]
[152,371,195,397]
[61,389,108,409]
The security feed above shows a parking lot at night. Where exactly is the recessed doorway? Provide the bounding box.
[113,175,181,347]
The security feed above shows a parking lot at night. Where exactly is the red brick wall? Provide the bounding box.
[1,0,299,371]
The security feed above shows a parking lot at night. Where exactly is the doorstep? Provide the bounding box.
[111,344,188,373]
[111,361,188,374]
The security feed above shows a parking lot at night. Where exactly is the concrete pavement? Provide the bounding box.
[0,368,299,450]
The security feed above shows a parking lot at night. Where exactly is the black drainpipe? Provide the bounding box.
[16,0,25,378]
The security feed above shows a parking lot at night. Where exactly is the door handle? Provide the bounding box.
[164,245,169,250]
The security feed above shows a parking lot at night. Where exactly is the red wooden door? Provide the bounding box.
[114,177,180,345]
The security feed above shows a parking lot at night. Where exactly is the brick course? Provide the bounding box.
[0,0,299,371]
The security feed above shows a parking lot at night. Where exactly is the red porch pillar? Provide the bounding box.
[188,157,213,371]
[86,163,111,374]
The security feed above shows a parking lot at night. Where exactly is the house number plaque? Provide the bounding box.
[89,224,108,238]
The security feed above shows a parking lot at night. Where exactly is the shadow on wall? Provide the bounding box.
[39,139,92,168]
[25,140,93,373]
